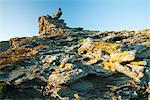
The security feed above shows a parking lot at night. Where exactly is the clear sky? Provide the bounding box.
[0,0,149,41]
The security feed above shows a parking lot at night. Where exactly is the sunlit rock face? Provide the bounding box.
[0,9,150,99]
[38,8,70,39]
[38,15,69,38]
[38,8,83,39]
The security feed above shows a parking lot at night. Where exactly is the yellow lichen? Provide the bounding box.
[130,61,147,66]
[29,49,38,56]
[78,38,146,82]
[91,43,121,54]
[109,51,136,62]
[64,63,73,71]
[100,61,118,72]
[78,38,122,65]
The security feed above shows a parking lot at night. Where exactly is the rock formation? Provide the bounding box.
[52,8,62,19]
[0,9,150,99]
[38,15,68,38]
[38,8,70,38]
[38,8,83,39]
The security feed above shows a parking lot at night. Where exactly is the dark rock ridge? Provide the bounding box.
[0,9,150,99]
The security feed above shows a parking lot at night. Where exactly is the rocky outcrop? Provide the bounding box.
[0,9,149,99]
[78,38,145,82]
[38,15,69,38]
[52,8,62,19]
[38,8,83,39]
[38,9,70,38]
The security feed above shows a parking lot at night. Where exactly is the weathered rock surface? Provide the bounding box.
[38,9,70,39]
[38,15,69,38]
[0,9,149,99]
[0,41,10,52]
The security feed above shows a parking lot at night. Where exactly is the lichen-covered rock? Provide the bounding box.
[78,38,146,82]
[0,10,149,99]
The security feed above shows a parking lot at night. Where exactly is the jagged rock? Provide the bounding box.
[78,38,146,82]
[38,15,69,38]
[0,10,149,99]
[9,37,33,48]
[38,8,85,38]
[38,9,70,38]
[52,8,62,20]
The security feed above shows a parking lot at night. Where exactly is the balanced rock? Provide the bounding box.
[38,8,70,38]
[52,8,62,20]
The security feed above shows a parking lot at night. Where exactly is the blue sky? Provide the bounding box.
[0,0,149,41]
